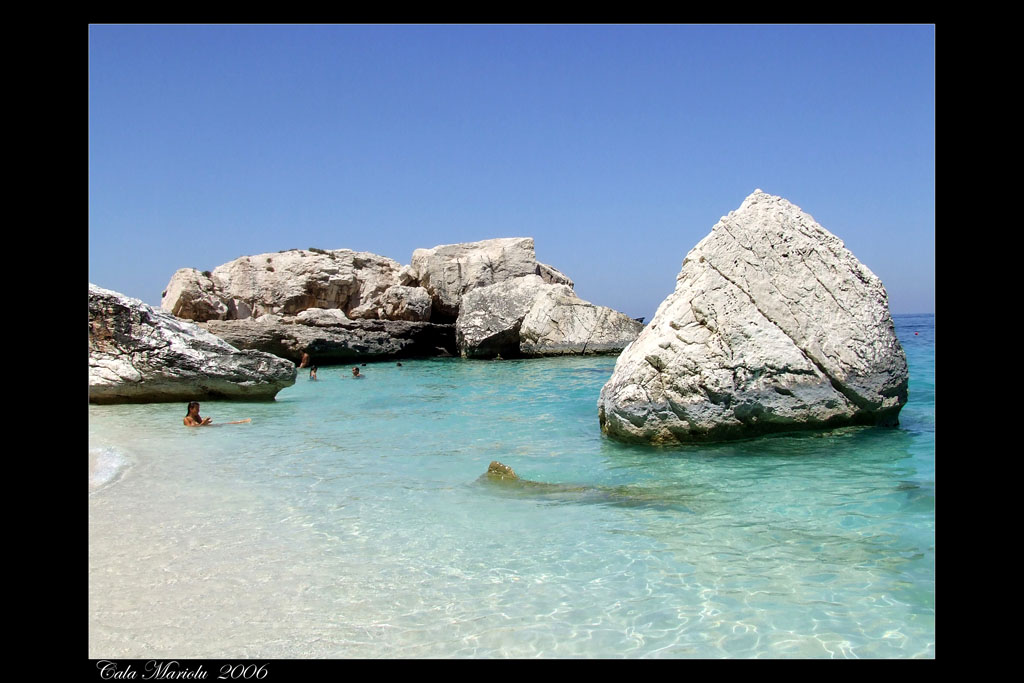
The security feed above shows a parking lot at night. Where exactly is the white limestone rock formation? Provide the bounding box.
[536,262,574,287]
[293,307,351,326]
[457,277,643,358]
[163,241,576,329]
[408,238,543,320]
[456,275,548,358]
[161,268,229,321]
[158,239,638,360]
[89,284,296,404]
[377,285,432,322]
[520,285,644,356]
[161,249,403,321]
[598,190,908,444]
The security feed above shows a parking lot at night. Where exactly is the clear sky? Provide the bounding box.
[89,24,935,319]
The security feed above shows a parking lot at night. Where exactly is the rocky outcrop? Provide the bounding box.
[408,238,544,321]
[520,285,644,356]
[160,238,640,362]
[598,190,908,444]
[456,277,643,359]
[89,284,295,404]
[161,249,407,321]
[202,312,456,363]
[536,262,574,287]
[456,275,548,358]
[161,269,228,322]
[377,284,432,322]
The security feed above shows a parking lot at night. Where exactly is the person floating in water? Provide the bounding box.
[352,367,363,378]
[183,401,212,427]
[309,365,318,380]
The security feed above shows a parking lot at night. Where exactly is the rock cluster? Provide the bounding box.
[89,284,295,404]
[407,237,541,321]
[162,249,405,322]
[598,190,909,444]
[456,276,642,359]
[162,238,640,361]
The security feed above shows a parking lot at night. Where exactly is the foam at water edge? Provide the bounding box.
[89,446,129,493]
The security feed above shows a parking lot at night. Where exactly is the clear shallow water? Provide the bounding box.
[88,314,934,658]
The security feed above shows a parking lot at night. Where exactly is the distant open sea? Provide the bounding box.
[88,313,934,659]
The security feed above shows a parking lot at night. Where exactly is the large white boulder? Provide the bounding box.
[456,275,548,358]
[457,276,643,358]
[90,284,296,404]
[598,190,909,444]
[520,285,644,356]
[160,268,229,321]
[408,238,542,320]
[377,285,433,322]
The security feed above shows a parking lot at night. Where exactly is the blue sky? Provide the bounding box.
[89,24,934,319]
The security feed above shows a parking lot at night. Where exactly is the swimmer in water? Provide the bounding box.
[183,401,212,427]
[352,367,363,378]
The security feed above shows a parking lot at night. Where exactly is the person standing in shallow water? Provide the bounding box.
[183,401,212,427]
[309,365,318,380]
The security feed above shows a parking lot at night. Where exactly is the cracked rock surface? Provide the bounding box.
[157,237,640,362]
[90,284,296,404]
[520,285,644,356]
[161,249,409,322]
[598,190,908,444]
[457,276,643,358]
[409,237,550,320]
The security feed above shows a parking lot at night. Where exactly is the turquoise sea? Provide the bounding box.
[88,314,934,659]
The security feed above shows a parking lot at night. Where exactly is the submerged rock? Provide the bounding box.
[89,284,296,404]
[598,190,908,444]
[478,461,692,511]
[484,461,519,480]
